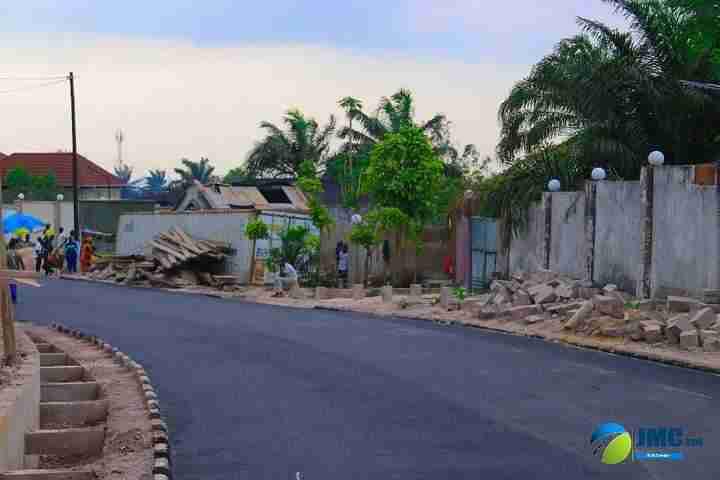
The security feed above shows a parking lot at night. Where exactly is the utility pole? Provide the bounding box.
[69,72,80,241]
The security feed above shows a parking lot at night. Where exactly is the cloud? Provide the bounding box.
[0,33,527,178]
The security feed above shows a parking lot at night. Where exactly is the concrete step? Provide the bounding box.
[41,382,99,403]
[39,353,69,367]
[40,366,84,383]
[34,343,57,354]
[40,400,108,428]
[0,469,94,480]
[25,427,105,457]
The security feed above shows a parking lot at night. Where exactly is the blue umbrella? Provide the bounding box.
[2,213,45,235]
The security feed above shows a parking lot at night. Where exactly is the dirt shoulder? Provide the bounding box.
[62,275,720,374]
[24,325,153,480]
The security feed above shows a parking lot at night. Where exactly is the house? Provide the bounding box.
[175,180,310,214]
[0,152,125,200]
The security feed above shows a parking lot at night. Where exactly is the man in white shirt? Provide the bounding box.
[274,262,298,293]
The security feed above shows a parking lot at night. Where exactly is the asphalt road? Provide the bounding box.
[16,280,720,479]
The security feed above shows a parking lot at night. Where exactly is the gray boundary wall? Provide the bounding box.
[503,165,720,299]
[651,166,720,298]
[594,181,642,293]
[549,192,586,279]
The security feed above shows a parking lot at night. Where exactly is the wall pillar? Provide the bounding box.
[638,166,655,298]
[585,182,598,284]
[543,193,553,270]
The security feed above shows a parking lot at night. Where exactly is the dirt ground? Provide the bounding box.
[23,325,153,480]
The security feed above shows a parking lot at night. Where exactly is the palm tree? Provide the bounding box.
[114,164,133,184]
[246,109,336,178]
[145,169,168,193]
[174,158,216,186]
[338,96,363,204]
[498,0,720,179]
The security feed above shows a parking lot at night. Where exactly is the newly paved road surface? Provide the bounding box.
[17,280,720,479]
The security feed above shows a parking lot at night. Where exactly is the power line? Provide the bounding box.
[0,78,67,95]
[0,75,67,81]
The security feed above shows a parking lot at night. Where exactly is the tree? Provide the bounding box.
[246,109,336,178]
[4,167,59,201]
[244,217,270,283]
[174,157,216,186]
[114,164,133,184]
[362,126,445,283]
[145,169,168,194]
[297,160,334,233]
[5,167,32,191]
[498,0,720,179]
[667,0,720,74]
[224,166,253,184]
[349,219,381,287]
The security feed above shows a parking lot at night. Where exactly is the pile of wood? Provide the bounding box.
[87,227,240,290]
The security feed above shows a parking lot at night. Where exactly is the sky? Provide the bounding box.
[0,1,626,180]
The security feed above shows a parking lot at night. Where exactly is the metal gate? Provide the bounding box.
[470,217,497,289]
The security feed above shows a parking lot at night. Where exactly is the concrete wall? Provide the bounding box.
[508,202,545,275]
[549,192,586,279]
[0,330,40,470]
[117,211,254,283]
[651,166,720,298]
[594,181,642,293]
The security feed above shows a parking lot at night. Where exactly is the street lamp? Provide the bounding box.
[548,179,561,192]
[56,193,64,202]
[591,167,607,181]
[351,214,363,225]
[17,193,24,201]
[648,150,665,166]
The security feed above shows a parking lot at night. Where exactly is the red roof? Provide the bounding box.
[0,152,124,187]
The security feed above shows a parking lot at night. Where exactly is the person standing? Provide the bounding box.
[64,230,79,274]
[337,244,349,288]
[33,236,44,273]
[80,236,95,273]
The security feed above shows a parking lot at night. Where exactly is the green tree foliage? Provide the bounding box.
[297,160,334,233]
[174,157,216,186]
[244,218,270,241]
[223,166,253,184]
[667,0,720,74]
[364,126,445,225]
[498,0,720,179]
[246,109,336,178]
[349,219,381,286]
[4,167,59,201]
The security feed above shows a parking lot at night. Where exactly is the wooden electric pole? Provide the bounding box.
[69,72,80,241]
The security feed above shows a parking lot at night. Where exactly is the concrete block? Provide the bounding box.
[667,296,700,313]
[579,287,602,300]
[477,309,497,320]
[35,343,56,354]
[593,295,624,319]
[289,285,305,299]
[40,400,108,428]
[532,285,557,305]
[153,458,170,476]
[556,283,578,299]
[637,299,656,312]
[409,284,422,298]
[702,335,720,352]
[641,323,663,343]
[507,304,542,322]
[440,287,451,309]
[600,325,627,337]
[512,291,532,306]
[524,314,545,325]
[314,287,328,300]
[702,289,720,304]
[666,314,692,344]
[39,354,68,367]
[381,286,393,303]
[0,469,95,479]
[602,284,618,293]
[679,330,700,349]
[352,284,365,301]
[564,301,594,330]
[41,383,99,403]
[545,301,585,316]
[25,428,105,456]
[40,366,84,383]
[690,308,715,330]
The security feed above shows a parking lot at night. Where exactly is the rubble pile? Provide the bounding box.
[476,270,720,352]
[88,227,239,290]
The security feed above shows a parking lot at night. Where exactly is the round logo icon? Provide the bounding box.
[591,423,633,464]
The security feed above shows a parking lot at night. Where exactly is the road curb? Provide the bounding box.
[50,322,173,479]
[60,274,226,299]
[314,305,720,376]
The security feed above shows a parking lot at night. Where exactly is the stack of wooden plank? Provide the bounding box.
[87,227,238,289]
[149,227,232,272]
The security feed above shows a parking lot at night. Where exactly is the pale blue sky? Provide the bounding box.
[0,1,626,175]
